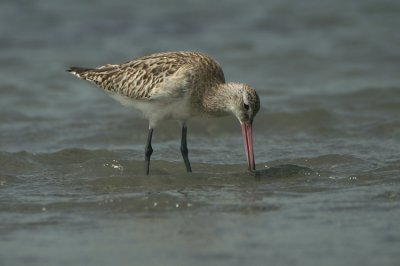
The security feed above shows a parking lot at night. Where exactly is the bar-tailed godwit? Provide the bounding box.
[67,51,260,175]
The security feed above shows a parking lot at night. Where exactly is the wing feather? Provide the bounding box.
[67,51,225,101]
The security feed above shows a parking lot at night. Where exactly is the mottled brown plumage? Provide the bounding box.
[68,52,223,100]
[67,51,260,174]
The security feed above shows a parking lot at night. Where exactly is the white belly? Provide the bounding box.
[108,93,192,127]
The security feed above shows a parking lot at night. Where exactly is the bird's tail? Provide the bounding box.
[66,65,119,86]
[67,67,105,86]
[66,67,94,79]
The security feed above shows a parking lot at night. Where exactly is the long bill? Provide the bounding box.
[240,121,256,171]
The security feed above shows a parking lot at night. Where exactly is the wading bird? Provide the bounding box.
[67,51,260,175]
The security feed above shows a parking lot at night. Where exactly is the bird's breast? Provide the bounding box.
[108,92,193,125]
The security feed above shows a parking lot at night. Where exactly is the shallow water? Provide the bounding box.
[1,0,400,265]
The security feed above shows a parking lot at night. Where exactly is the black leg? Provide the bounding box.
[181,125,192,172]
[144,128,154,175]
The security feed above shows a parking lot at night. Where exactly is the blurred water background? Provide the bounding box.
[1,0,400,265]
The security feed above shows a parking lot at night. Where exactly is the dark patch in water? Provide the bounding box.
[251,164,316,179]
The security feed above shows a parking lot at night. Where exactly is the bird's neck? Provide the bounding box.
[200,83,238,116]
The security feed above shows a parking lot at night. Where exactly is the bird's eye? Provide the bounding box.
[244,103,249,110]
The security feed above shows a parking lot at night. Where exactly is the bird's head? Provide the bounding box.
[226,83,260,171]
[228,83,260,123]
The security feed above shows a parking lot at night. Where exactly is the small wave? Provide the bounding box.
[257,86,400,138]
[321,86,400,114]
[258,109,336,132]
[0,149,394,191]
[0,149,322,185]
